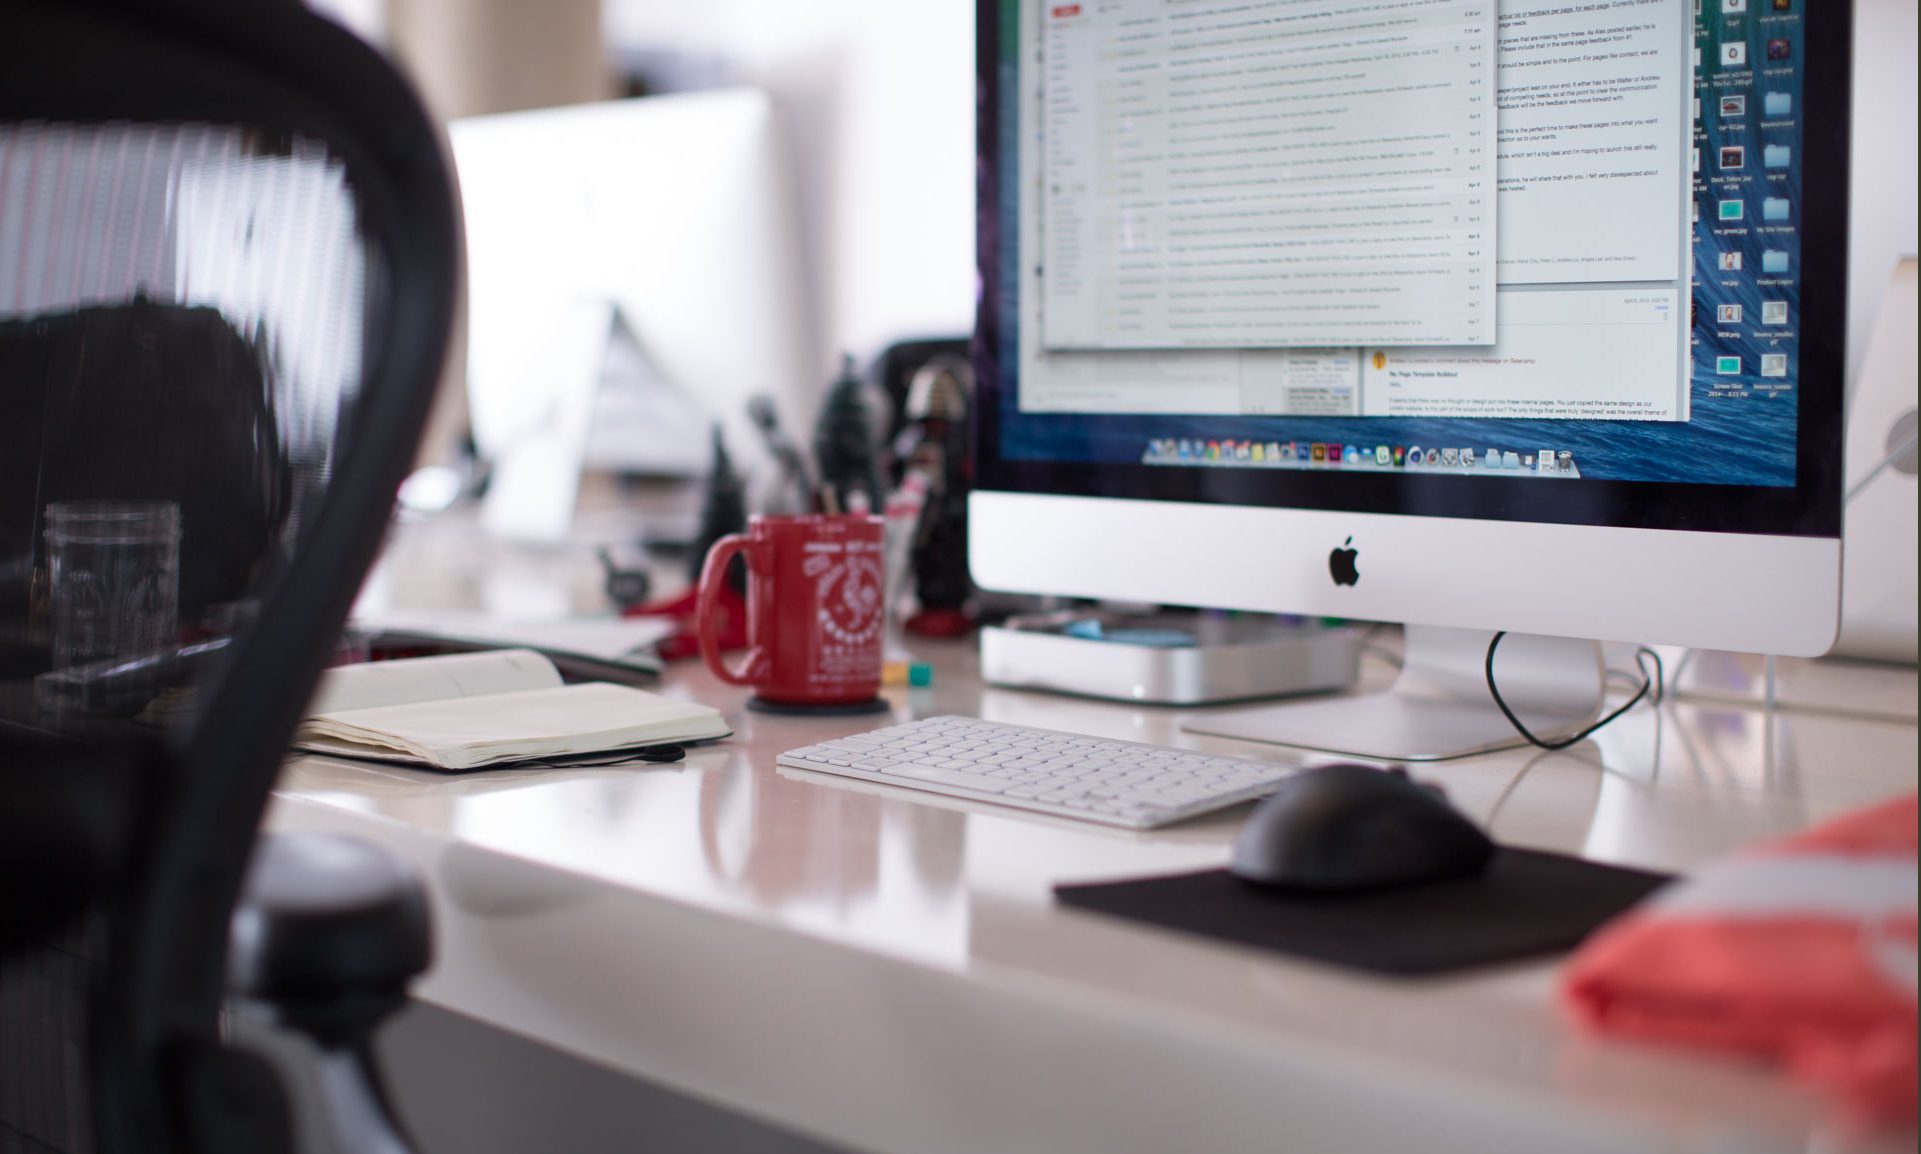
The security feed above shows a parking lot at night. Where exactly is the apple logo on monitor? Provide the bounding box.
[1329,537,1360,586]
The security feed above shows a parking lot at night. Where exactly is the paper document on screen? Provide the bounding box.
[1361,286,1684,419]
[1017,345,1364,416]
[1492,0,1693,284]
[1040,0,1498,349]
[1013,0,1694,422]
[1356,0,1696,420]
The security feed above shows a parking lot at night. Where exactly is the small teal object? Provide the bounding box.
[907,662,933,687]
[1102,627,1196,649]
[1061,618,1106,641]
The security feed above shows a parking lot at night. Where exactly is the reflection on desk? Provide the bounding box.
[269,638,1919,1154]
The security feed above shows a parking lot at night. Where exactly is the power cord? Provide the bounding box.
[1484,631,1665,751]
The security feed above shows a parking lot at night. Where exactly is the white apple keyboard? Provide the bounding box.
[777,715,1295,829]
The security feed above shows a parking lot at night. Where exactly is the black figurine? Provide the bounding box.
[899,354,973,633]
[811,353,885,514]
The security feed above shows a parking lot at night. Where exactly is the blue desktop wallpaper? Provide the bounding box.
[995,0,1806,487]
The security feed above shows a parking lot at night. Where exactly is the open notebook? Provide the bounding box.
[295,649,729,770]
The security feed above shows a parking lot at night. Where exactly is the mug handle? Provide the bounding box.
[696,533,767,687]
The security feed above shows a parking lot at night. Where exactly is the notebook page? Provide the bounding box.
[300,682,727,769]
[307,649,561,715]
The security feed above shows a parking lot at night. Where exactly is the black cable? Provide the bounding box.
[1484,631,1664,751]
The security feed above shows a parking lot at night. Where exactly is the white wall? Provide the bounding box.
[1847,0,1918,397]
[604,0,977,376]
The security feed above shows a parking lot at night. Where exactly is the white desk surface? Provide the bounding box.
[270,633,1918,1154]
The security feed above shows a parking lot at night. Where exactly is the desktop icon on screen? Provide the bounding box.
[1720,41,1747,68]
[1484,448,1501,467]
[1721,0,1745,13]
[1718,199,1744,221]
[1762,301,1789,325]
[1719,94,1746,118]
[1764,144,1791,169]
[1766,38,1791,61]
[1537,450,1556,473]
[1764,91,1792,117]
[1718,304,1744,324]
[1716,355,1742,375]
[1762,197,1790,221]
[1251,443,1265,463]
[1761,354,1788,377]
[1374,445,1390,466]
[1719,252,1744,271]
[1762,249,1790,273]
[1392,446,1406,467]
[1719,145,1745,169]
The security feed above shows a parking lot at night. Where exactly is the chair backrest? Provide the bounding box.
[0,2,456,1150]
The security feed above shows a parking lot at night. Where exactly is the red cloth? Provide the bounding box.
[1562,794,1919,1126]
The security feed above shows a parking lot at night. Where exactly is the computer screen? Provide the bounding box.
[975,0,1844,526]
[453,91,813,540]
[971,0,1849,659]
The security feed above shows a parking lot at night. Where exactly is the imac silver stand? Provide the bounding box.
[1182,626,1604,762]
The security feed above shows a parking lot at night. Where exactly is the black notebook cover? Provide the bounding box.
[1054,848,1672,976]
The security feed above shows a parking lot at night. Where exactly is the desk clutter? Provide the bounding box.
[624,341,976,662]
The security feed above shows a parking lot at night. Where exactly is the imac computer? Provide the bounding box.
[971,0,1851,760]
[451,90,813,540]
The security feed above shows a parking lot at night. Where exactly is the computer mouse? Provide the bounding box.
[1229,764,1494,892]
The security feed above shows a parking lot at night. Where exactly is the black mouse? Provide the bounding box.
[1229,764,1494,892]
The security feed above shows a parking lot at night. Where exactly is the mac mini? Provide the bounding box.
[980,613,1360,705]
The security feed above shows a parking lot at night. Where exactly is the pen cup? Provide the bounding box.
[695,513,887,713]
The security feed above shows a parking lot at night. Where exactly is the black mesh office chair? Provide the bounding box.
[0,2,456,1151]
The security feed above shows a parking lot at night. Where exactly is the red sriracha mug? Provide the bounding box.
[695,513,885,708]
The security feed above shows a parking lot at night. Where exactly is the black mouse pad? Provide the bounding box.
[1053,849,1673,977]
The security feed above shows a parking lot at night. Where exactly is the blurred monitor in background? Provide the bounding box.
[450,90,814,541]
